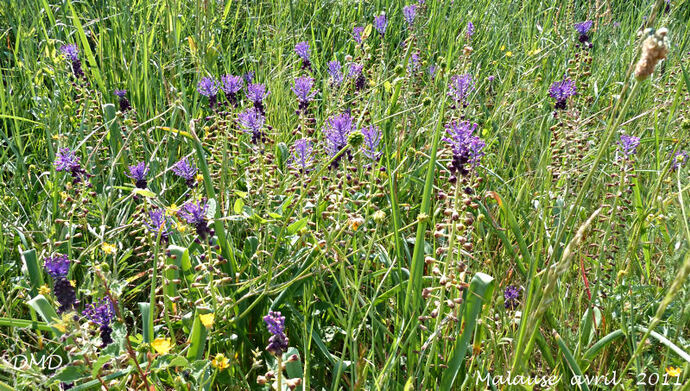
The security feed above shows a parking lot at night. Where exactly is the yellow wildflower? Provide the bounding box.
[101,242,117,255]
[166,204,180,216]
[211,353,229,370]
[506,51,513,57]
[151,338,173,355]
[199,313,215,329]
[39,284,51,296]
[666,366,681,377]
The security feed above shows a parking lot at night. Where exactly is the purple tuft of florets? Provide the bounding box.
[292,76,318,109]
[290,138,314,173]
[574,21,594,43]
[263,311,288,355]
[467,21,475,38]
[618,134,641,158]
[44,254,70,279]
[246,83,269,114]
[428,65,437,79]
[178,199,212,239]
[220,74,243,107]
[448,74,475,105]
[126,161,149,189]
[408,52,420,74]
[443,120,485,180]
[83,298,116,347]
[361,125,382,161]
[54,148,81,173]
[403,5,417,26]
[171,157,198,187]
[44,254,76,313]
[295,41,312,71]
[197,77,219,108]
[504,285,520,310]
[324,113,356,168]
[61,44,84,79]
[54,148,89,183]
[328,60,344,87]
[114,90,131,112]
[549,77,576,110]
[145,208,170,241]
[374,14,387,36]
[353,26,365,44]
[238,107,267,144]
[348,63,366,91]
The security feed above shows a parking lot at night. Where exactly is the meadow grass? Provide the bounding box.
[0,0,689,389]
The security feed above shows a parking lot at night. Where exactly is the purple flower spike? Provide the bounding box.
[574,21,594,43]
[408,52,420,74]
[44,254,76,314]
[290,138,314,173]
[114,89,131,112]
[197,77,219,108]
[295,41,312,70]
[127,161,149,189]
[263,311,288,355]
[171,157,198,187]
[44,254,70,279]
[374,14,387,36]
[61,44,84,79]
[54,148,88,183]
[348,63,366,90]
[428,65,437,79]
[328,60,343,87]
[403,5,417,26]
[443,120,485,180]
[361,125,382,161]
[617,134,641,158]
[504,285,520,310]
[83,298,116,347]
[243,72,255,83]
[145,208,170,241]
[466,21,475,38]
[292,76,318,112]
[448,74,475,105]
[238,107,267,144]
[324,113,356,168]
[220,74,243,107]
[178,199,212,240]
[549,77,576,110]
[353,26,365,44]
[246,83,269,114]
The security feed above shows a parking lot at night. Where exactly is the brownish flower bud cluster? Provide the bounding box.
[634,28,669,81]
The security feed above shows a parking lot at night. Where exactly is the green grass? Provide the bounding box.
[0,0,689,389]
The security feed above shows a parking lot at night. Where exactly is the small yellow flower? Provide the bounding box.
[195,174,204,184]
[70,280,77,288]
[101,242,117,255]
[39,284,51,296]
[176,222,188,233]
[211,353,229,370]
[666,366,681,377]
[199,313,215,329]
[500,45,505,51]
[151,338,173,355]
[166,204,180,216]
[59,191,69,201]
[506,51,513,57]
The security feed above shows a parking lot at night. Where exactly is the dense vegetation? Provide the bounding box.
[0,0,689,389]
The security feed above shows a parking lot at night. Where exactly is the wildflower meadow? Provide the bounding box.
[1,0,690,390]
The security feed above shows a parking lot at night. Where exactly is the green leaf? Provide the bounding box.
[288,217,308,235]
[91,355,113,379]
[132,188,156,198]
[441,272,495,389]
[233,198,245,214]
[21,249,43,297]
[186,311,208,361]
[26,295,62,336]
[555,333,590,391]
[139,302,153,344]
